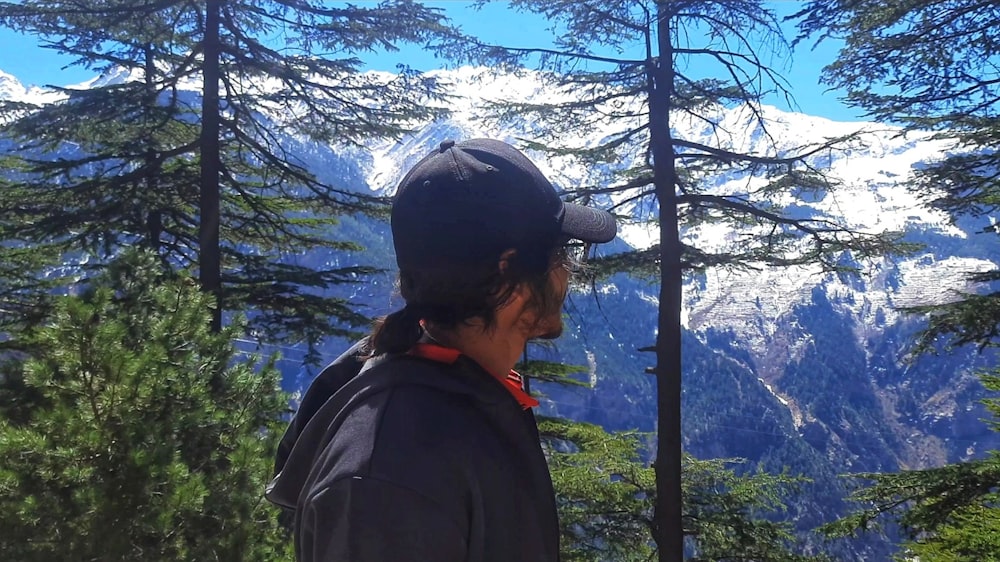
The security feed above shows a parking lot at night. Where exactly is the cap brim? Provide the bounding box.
[561,202,617,244]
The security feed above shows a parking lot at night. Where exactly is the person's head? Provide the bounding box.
[370,138,616,355]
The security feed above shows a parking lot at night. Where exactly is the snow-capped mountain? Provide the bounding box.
[0,70,27,101]
[359,68,993,364]
[4,65,997,558]
[0,69,66,106]
[292,70,1000,559]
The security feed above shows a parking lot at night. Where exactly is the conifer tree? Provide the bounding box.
[0,250,290,562]
[0,0,452,351]
[462,2,903,559]
[795,3,1000,558]
[521,353,830,561]
[540,418,829,561]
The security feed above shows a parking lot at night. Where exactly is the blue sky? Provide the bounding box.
[0,1,861,121]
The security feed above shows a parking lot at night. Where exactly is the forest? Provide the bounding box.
[1,1,1000,561]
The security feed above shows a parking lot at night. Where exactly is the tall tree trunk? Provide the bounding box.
[651,3,684,561]
[143,43,162,251]
[200,0,222,332]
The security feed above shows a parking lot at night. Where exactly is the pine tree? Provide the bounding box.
[0,250,291,561]
[521,353,830,561]
[822,373,1000,561]
[459,2,904,559]
[539,417,830,561]
[794,3,1000,558]
[0,0,452,352]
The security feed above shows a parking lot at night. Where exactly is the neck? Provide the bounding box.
[425,322,527,378]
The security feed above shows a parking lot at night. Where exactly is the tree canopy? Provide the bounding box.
[461,2,905,559]
[0,250,291,561]
[796,2,1000,558]
[0,0,453,354]
[540,417,829,561]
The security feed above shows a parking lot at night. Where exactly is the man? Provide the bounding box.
[266,138,616,561]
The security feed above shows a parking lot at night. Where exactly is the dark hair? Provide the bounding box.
[368,243,569,355]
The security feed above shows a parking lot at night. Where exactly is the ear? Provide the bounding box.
[497,248,532,304]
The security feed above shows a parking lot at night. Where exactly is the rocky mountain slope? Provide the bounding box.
[4,66,998,559]
[353,67,1000,463]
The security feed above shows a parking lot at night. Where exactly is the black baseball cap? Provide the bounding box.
[391,138,616,269]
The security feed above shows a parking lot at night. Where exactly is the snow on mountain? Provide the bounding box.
[353,68,996,365]
[678,120,989,359]
[0,69,58,106]
[2,63,989,355]
[5,64,998,550]
[0,67,97,107]
[0,69,27,101]
[65,65,143,90]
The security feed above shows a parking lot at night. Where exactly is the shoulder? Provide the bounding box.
[359,359,500,460]
[302,364,496,527]
[311,357,498,474]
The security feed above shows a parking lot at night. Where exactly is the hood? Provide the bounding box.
[266,338,370,509]
[265,337,520,511]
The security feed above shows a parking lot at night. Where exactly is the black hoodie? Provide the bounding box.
[266,340,561,562]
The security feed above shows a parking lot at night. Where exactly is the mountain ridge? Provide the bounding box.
[3,65,998,559]
[3,61,992,464]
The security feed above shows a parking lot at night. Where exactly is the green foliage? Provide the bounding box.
[518,354,590,388]
[540,417,829,562]
[820,370,1000,561]
[906,283,1000,355]
[795,0,1000,129]
[0,0,454,354]
[684,457,827,562]
[0,251,291,561]
[794,3,1000,559]
[903,505,1000,562]
[540,418,655,561]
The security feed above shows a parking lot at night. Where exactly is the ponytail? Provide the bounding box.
[369,304,424,356]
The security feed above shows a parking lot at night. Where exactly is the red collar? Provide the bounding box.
[408,343,539,410]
